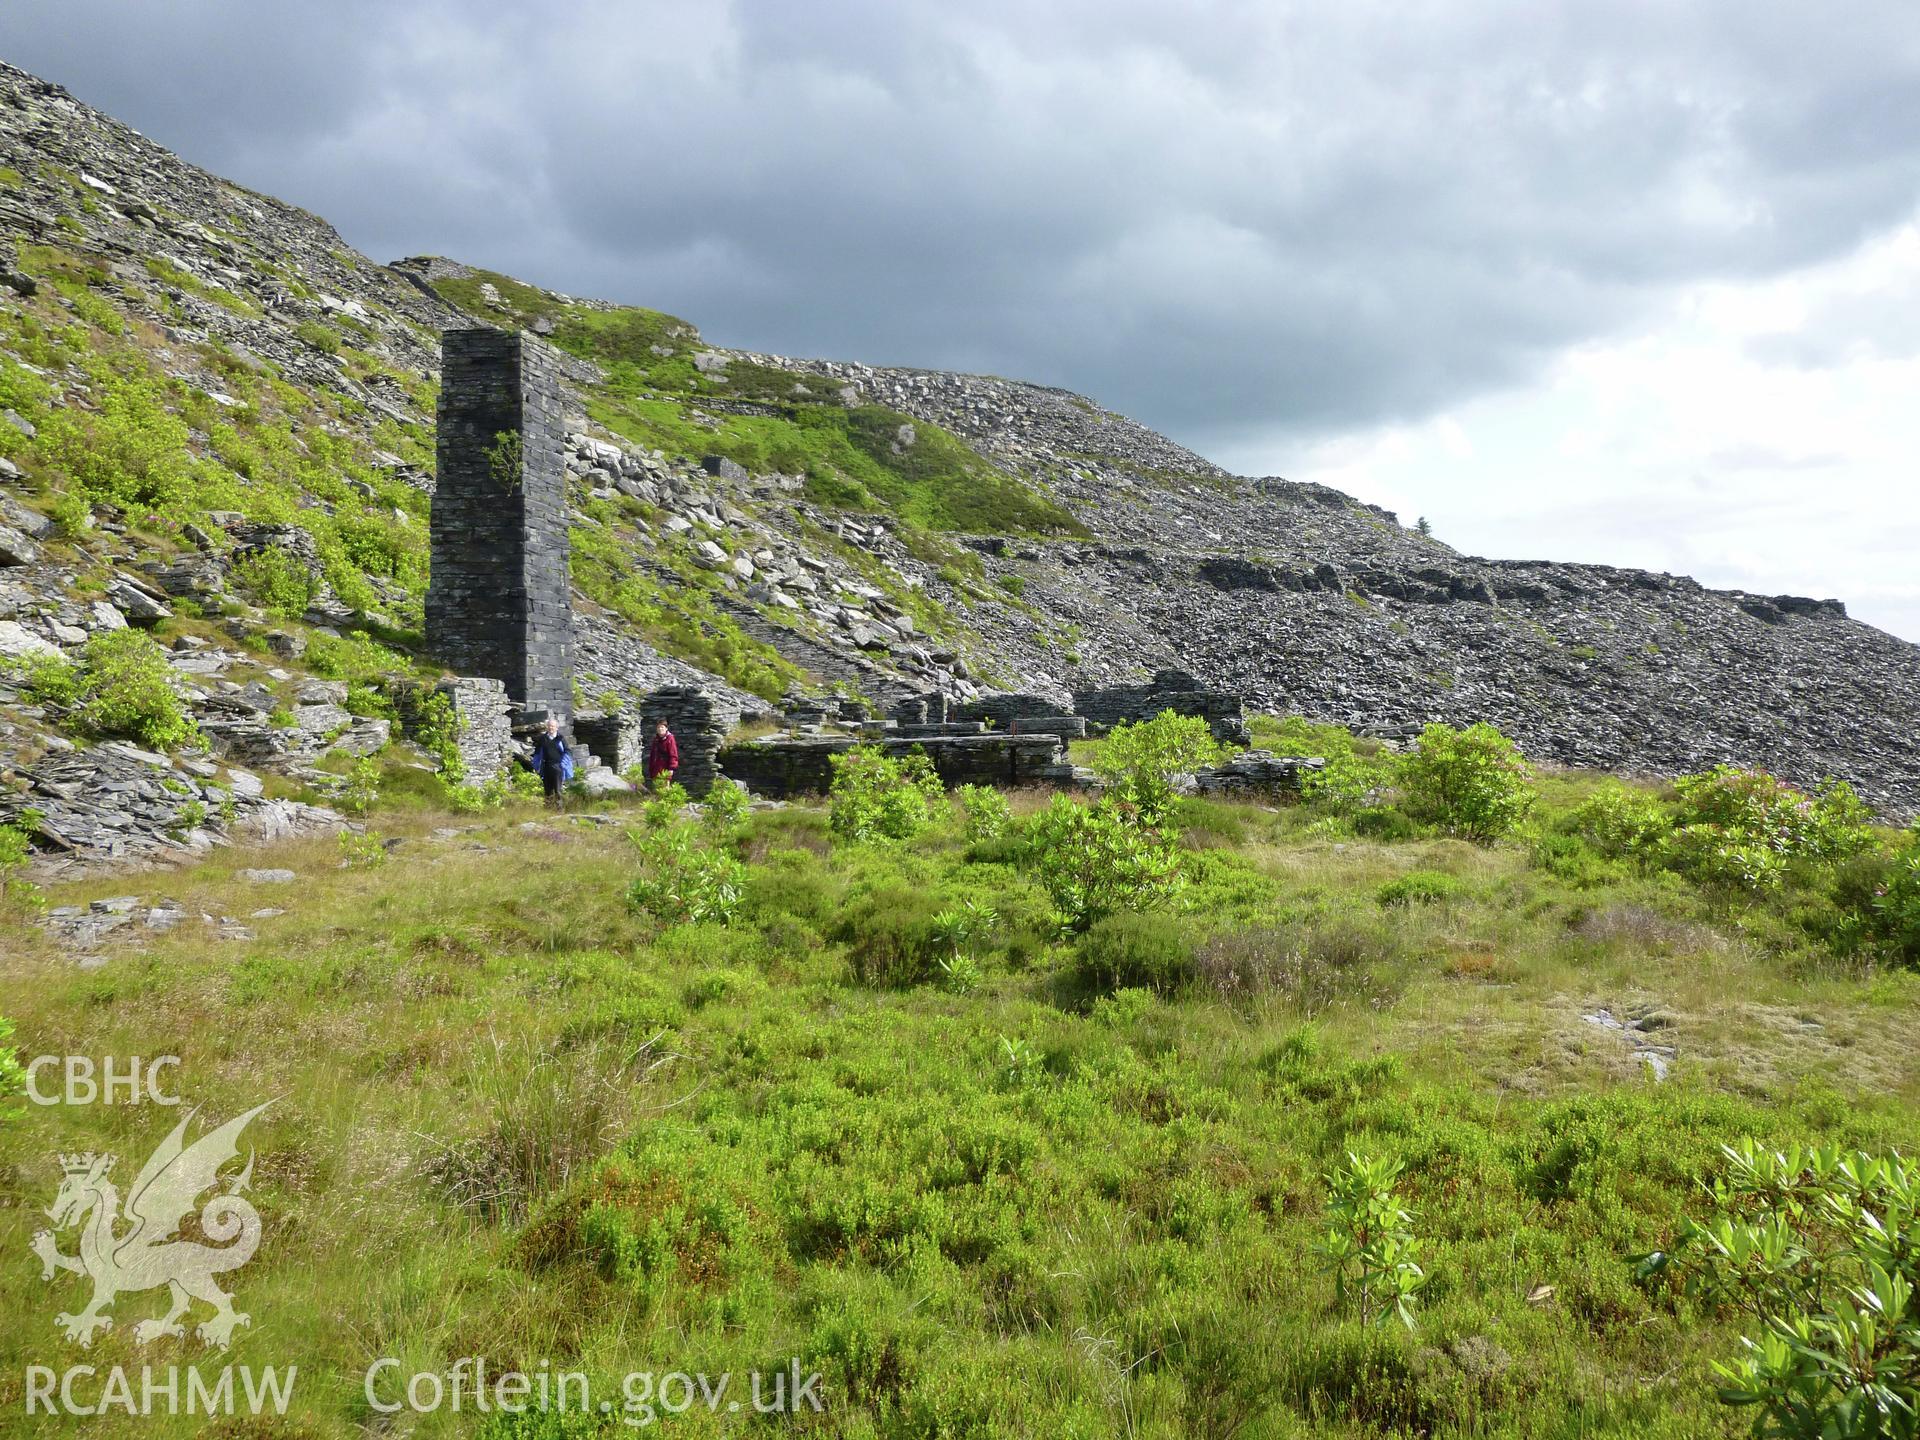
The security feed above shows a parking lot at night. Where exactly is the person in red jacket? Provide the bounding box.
[645,718,679,790]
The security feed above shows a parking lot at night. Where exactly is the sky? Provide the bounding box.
[5,1,1918,639]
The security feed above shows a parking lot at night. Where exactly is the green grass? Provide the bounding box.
[3,754,1915,1437]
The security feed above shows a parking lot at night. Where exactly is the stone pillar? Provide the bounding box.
[387,676,515,784]
[641,687,728,797]
[427,327,572,718]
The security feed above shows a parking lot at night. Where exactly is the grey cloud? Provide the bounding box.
[4,0,1919,450]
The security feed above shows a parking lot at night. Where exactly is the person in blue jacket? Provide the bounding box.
[530,714,573,804]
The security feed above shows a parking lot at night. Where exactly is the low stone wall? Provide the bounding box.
[386,676,515,783]
[720,733,1073,798]
[1190,750,1326,798]
[956,692,1071,727]
[1005,715,1088,740]
[1072,669,1249,745]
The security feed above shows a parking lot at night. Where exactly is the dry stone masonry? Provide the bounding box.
[719,731,1079,797]
[1073,670,1252,745]
[573,687,729,796]
[428,327,573,720]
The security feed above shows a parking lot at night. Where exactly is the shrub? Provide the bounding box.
[0,815,41,911]
[742,848,844,928]
[1255,714,1395,811]
[293,318,341,354]
[1646,1140,1920,1436]
[1674,766,1873,860]
[338,830,387,868]
[1093,710,1223,821]
[13,649,79,708]
[1351,806,1420,841]
[627,823,745,926]
[1662,767,1878,892]
[828,745,945,844]
[1397,722,1536,842]
[954,783,1012,842]
[1868,828,1920,965]
[641,779,692,829]
[1318,1151,1427,1331]
[1024,795,1186,933]
[0,822,30,876]
[930,901,996,993]
[339,757,382,816]
[0,1014,24,1115]
[305,630,410,682]
[1376,870,1465,906]
[411,690,465,781]
[699,778,751,837]
[1073,911,1196,995]
[343,683,396,720]
[1564,782,1672,861]
[446,775,514,812]
[45,630,200,751]
[831,882,945,987]
[229,546,318,620]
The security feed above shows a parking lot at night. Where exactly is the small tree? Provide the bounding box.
[627,822,745,926]
[1318,1151,1427,1330]
[1094,710,1223,821]
[829,745,945,844]
[1025,795,1186,933]
[955,783,1013,842]
[1397,722,1536,842]
[700,778,751,837]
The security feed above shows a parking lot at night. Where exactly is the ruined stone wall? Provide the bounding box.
[641,687,728,796]
[427,327,572,718]
[719,732,1070,798]
[955,692,1071,727]
[1072,669,1248,744]
[387,676,515,784]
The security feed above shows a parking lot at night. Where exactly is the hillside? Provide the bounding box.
[0,57,1915,864]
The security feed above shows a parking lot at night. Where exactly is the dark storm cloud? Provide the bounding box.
[5,0,1919,452]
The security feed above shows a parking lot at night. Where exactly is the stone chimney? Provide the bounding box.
[426,326,572,719]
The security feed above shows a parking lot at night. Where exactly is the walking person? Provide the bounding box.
[645,717,679,791]
[530,714,573,806]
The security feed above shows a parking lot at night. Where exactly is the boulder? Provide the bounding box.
[0,523,40,566]
[0,619,60,662]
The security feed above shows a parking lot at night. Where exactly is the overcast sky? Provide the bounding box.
[7,1,1919,638]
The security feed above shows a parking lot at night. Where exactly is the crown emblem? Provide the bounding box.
[59,1152,111,1176]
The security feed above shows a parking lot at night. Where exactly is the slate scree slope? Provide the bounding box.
[1,59,1916,819]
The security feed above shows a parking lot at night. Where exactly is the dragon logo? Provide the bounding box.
[30,1101,272,1349]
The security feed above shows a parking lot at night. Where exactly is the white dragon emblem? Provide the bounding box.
[30,1101,272,1349]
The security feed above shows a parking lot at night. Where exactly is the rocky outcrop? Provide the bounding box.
[0,740,341,874]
